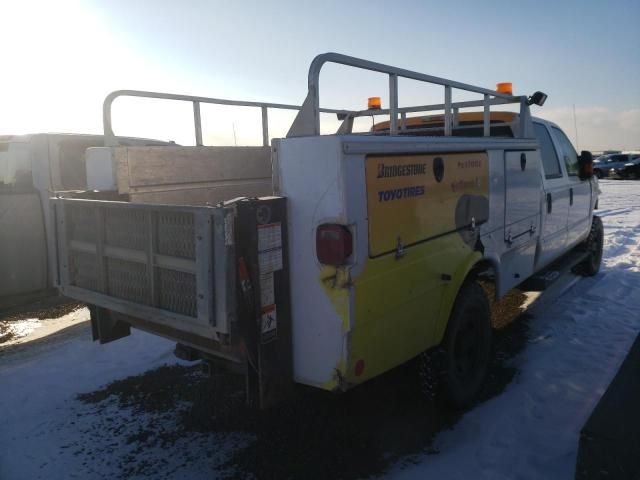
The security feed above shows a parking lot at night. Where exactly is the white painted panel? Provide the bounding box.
[504,150,541,234]
[86,147,117,191]
[501,242,537,292]
[566,178,592,247]
[538,183,570,268]
[275,136,347,388]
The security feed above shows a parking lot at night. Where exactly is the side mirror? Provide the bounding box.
[578,150,594,180]
[527,91,548,106]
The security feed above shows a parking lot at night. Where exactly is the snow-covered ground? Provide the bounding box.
[0,180,638,480]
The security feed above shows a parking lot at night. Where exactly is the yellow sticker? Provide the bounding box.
[365,153,489,257]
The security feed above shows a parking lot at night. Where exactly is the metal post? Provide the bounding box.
[400,112,407,131]
[444,86,452,136]
[389,74,398,135]
[519,97,528,138]
[312,86,321,136]
[483,94,490,137]
[95,207,107,293]
[146,212,158,307]
[453,107,459,128]
[261,106,269,147]
[193,101,203,146]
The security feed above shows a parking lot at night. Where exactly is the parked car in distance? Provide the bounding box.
[593,153,638,178]
[609,156,640,179]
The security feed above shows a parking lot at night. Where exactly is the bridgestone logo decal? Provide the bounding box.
[377,163,426,178]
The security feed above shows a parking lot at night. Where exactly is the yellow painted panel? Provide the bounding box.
[365,153,489,257]
[346,233,481,384]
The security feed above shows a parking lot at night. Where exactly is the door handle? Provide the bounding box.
[570,188,574,206]
[546,193,552,214]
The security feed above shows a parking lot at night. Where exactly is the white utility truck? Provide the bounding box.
[52,53,602,408]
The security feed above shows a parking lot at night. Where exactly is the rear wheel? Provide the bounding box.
[574,216,604,276]
[440,281,492,409]
[594,169,603,179]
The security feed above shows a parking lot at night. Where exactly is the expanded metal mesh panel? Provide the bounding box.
[68,205,96,243]
[104,208,148,250]
[157,268,197,317]
[60,201,208,322]
[70,251,98,290]
[156,212,195,259]
[106,258,150,304]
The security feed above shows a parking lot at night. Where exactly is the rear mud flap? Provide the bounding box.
[90,305,131,344]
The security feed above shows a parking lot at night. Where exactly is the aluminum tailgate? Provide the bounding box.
[53,198,235,345]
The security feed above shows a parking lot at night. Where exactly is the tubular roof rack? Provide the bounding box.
[102,90,354,147]
[102,53,538,146]
[286,52,534,139]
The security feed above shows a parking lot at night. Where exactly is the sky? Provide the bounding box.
[1,0,639,151]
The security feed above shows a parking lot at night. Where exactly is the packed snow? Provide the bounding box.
[0,180,638,480]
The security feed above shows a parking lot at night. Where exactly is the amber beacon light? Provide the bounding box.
[368,96,382,110]
[496,82,513,95]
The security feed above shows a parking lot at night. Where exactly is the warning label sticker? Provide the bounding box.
[260,305,277,343]
[258,223,282,251]
[259,247,283,273]
[257,222,283,273]
[260,272,274,307]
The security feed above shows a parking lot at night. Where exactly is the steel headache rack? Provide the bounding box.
[102,52,546,147]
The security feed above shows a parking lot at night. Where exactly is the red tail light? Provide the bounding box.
[316,224,353,266]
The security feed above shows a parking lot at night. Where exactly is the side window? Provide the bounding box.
[534,123,562,178]
[552,127,579,176]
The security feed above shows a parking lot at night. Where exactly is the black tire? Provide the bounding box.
[574,216,604,276]
[594,169,603,179]
[440,281,492,409]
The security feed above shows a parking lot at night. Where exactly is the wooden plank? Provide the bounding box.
[119,146,271,189]
[115,147,130,193]
[129,180,272,206]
